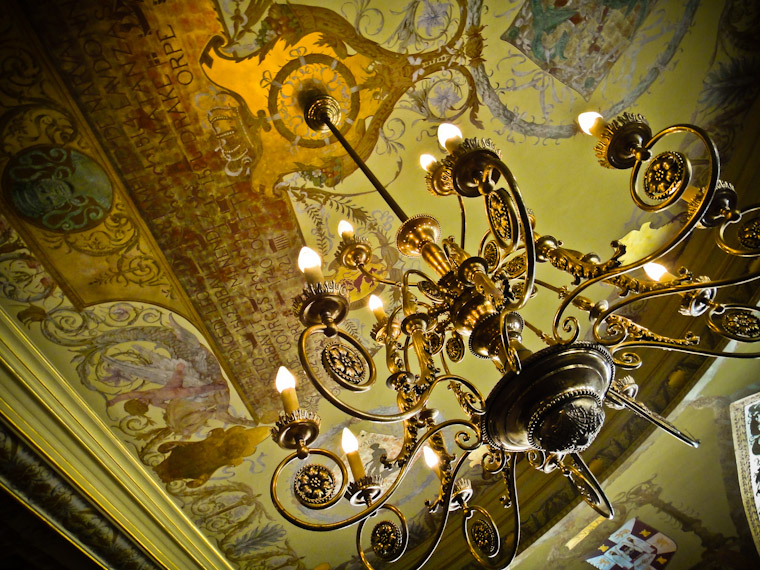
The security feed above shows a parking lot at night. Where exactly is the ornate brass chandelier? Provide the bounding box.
[269,92,760,569]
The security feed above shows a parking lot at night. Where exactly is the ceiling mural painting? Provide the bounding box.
[1,1,760,569]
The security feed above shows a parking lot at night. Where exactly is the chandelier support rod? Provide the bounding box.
[303,93,409,223]
[321,115,409,223]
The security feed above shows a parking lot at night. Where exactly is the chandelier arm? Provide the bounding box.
[591,268,760,345]
[299,325,415,422]
[271,420,476,533]
[458,194,467,248]
[717,203,760,256]
[605,390,699,447]
[551,124,721,341]
[563,453,614,519]
[628,124,719,212]
[357,263,400,287]
[461,452,520,570]
[356,504,409,567]
[361,450,474,570]
[270,448,350,514]
[491,159,537,310]
[611,341,760,370]
[442,374,488,417]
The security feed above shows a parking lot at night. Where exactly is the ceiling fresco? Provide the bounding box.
[1,0,760,569]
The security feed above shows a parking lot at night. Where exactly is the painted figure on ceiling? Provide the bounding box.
[99,314,256,436]
[154,425,270,488]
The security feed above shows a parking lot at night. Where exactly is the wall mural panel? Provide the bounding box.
[1,0,759,569]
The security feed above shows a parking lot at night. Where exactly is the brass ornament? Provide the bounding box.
[722,308,760,341]
[593,112,652,169]
[425,331,444,355]
[642,151,691,202]
[322,342,367,385]
[418,280,443,301]
[371,521,403,560]
[293,464,336,506]
[486,187,519,252]
[505,255,527,278]
[446,332,466,362]
[335,236,373,270]
[293,281,350,329]
[738,216,760,250]
[484,342,614,453]
[270,409,321,458]
[482,240,501,270]
[470,519,498,556]
[345,475,383,506]
[435,138,501,197]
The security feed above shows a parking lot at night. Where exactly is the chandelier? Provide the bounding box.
[268,92,760,568]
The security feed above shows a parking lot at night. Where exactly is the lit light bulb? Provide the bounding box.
[342,427,366,481]
[644,262,674,282]
[423,445,439,468]
[297,247,324,285]
[419,154,437,172]
[274,366,299,414]
[338,220,354,240]
[341,427,359,453]
[437,123,463,153]
[368,294,386,322]
[423,445,442,480]
[577,111,608,138]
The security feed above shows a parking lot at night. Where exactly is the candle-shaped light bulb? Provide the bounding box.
[341,427,366,481]
[437,123,463,153]
[423,445,439,468]
[644,262,676,282]
[298,247,324,285]
[419,154,437,172]
[577,111,608,138]
[368,294,386,322]
[423,445,442,479]
[274,366,299,414]
[338,220,354,241]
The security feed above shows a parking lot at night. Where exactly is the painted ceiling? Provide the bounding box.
[1,0,760,569]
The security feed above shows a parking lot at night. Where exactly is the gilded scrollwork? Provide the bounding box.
[604,314,699,347]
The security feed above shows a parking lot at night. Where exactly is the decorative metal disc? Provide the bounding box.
[425,331,444,355]
[482,241,501,270]
[371,521,403,561]
[643,151,690,201]
[293,463,336,506]
[738,216,760,250]
[722,308,760,341]
[418,280,443,301]
[486,187,519,253]
[470,519,497,556]
[322,342,366,385]
[505,255,527,278]
[446,333,465,362]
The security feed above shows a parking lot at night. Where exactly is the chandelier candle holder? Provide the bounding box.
[269,91,760,569]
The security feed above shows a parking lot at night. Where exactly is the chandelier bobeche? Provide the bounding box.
[269,93,760,569]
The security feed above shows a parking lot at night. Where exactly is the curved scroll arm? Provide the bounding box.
[563,453,614,519]
[357,504,409,566]
[491,158,537,311]
[592,268,760,345]
[461,452,521,569]
[717,203,760,257]
[301,325,484,423]
[270,419,478,533]
[551,123,721,342]
[606,389,699,447]
[612,341,760,370]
